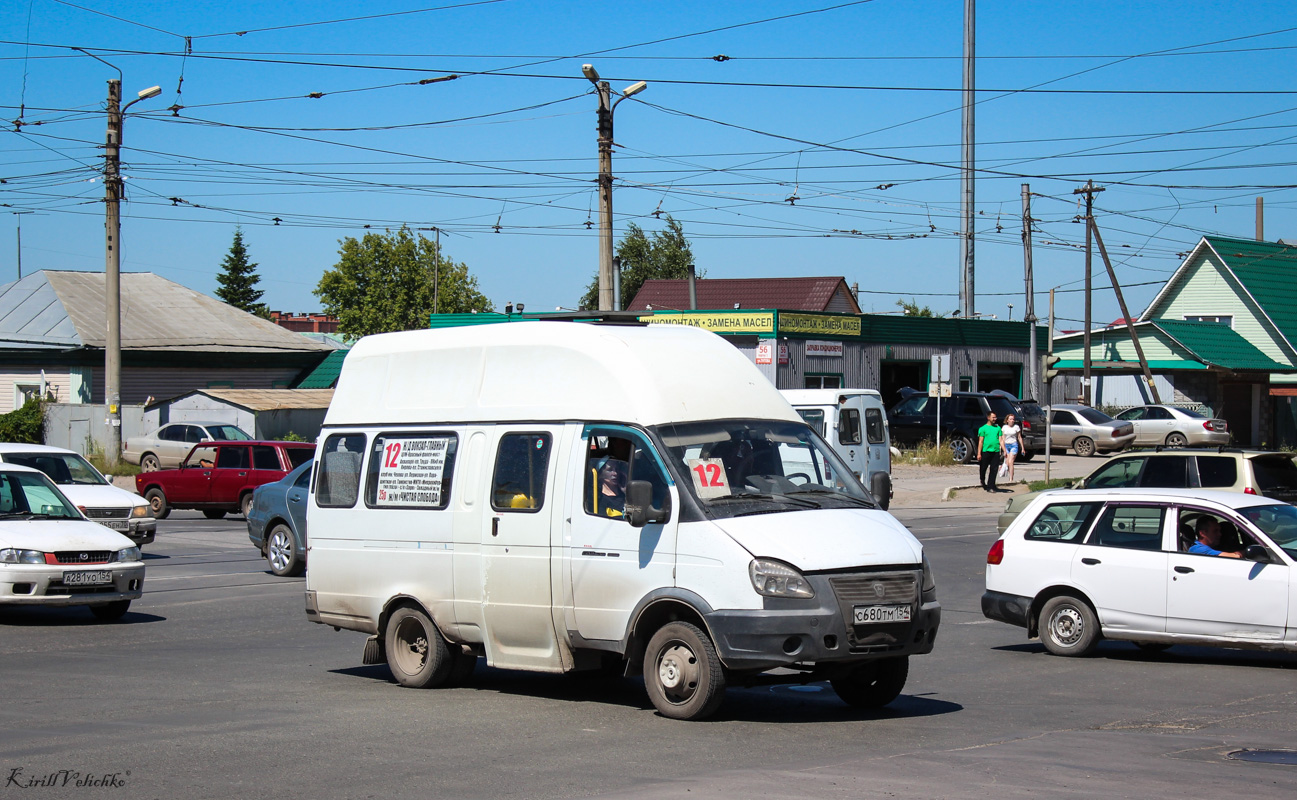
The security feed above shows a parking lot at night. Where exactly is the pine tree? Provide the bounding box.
[215,228,267,315]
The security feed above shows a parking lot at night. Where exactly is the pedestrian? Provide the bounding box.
[1000,413,1021,483]
[976,411,1002,492]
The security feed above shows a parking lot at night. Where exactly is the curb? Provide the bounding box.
[941,481,1025,502]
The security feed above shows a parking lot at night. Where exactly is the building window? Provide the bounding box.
[13,384,42,408]
[1183,314,1232,327]
[804,374,842,389]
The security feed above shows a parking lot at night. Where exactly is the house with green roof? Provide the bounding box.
[1052,236,1297,446]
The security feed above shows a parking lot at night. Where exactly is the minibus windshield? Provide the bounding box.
[653,419,875,519]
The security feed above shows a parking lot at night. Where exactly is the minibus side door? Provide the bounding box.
[481,428,564,671]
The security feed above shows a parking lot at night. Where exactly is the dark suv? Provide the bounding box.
[888,388,1021,463]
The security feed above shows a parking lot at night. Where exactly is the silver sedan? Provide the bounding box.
[1113,404,1230,448]
[1049,404,1136,457]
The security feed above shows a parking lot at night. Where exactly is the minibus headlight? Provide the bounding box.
[922,553,936,593]
[749,558,814,599]
[0,548,45,564]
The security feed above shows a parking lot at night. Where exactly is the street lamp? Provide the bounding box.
[103,80,161,466]
[584,63,647,311]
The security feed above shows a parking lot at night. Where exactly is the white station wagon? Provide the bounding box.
[983,488,1297,656]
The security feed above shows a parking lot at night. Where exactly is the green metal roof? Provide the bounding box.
[1204,236,1297,343]
[1153,318,1293,372]
[1056,359,1207,371]
[294,349,348,388]
[854,315,1045,348]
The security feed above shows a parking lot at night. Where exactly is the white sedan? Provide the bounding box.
[983,487,1297,656]
[0,464,145,620]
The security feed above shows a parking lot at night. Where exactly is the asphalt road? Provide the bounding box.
[2,507,1295,799]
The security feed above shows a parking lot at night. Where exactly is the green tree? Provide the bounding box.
[896,298,941,318]
[215,228,269,318]
[315,226,493,339]
[579,216,697,310]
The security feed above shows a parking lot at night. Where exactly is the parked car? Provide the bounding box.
[987,390,1046,458]
[998,448,1297,532]
[887,388,1020,463]
[247,460,311,577]
[135,440,314,520]
[0,444,155,546]
[1112,404,1230,448]
[0,463,145,620]
[124,421,252,471]
[983,487,1297,657]
[1049,404,1135,456]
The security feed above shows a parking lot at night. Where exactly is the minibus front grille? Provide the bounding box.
[828,570,920,651]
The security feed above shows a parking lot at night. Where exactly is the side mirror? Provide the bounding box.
[625,480,670,528]
[1243,544,1272,563]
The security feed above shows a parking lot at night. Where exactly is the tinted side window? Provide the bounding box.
[1252,456,1297,492]
[1088,505,1166,551]
[252,445,280,470]
[216,446,249,469]
[365,433,458,510]
[317,434,366,508]
[1146,407,1172,420]
[158,425,182,442]
[1086,458,1144,488]
[958,398,981,417]
[293,467,312,490]
[891,396,928,416]
[1025,502,1102,542]
[1053,410,1077,426]
[185,426,207,443]
[1196,456,1237,488]
[839,408,862,445]
[865,408,885,444]
[491,433,551,512]
[1141,456,1189,488]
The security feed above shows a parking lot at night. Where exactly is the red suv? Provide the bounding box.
[136,441,314,520]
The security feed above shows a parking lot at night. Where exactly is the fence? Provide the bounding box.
[43,404,147,456]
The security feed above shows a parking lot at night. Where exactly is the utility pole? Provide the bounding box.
[1074,181,1104,405]
[1021,184,1037,399]
[14,211,33,280]
[104,78,124,466]
[593,77,614,312]
[1046,287,1055,482]
[1091,218,1163,404]
[958,0,976,318]
[433,226,440,316]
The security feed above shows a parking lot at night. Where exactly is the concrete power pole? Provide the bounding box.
[958,0,976,318]
[594,78,614,312]
[1074,180,1104,406]
[1021,184,1037,399]
[104,79,124,466]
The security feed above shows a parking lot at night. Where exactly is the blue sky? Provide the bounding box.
[2,0,1294,331]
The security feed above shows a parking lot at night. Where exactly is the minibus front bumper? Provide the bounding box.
[704,570,940,672]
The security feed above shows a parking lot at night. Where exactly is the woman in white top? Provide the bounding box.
[1000,414,1021,482]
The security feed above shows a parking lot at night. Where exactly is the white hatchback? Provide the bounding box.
[0,464,145,620]
[983,488,1297,656]
[0,444,156,546]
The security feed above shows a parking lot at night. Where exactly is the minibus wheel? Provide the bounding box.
[830,656,908,708]
[643,621,726,721]
[385,606,453,688]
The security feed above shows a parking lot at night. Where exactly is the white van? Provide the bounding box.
[305,322,939,720]
[781,389,892,510]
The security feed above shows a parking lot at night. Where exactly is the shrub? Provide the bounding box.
[279,431,309,442]
[0,398,45,443]
[906,439,956,467]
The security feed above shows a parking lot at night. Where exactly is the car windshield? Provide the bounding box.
[207,425,251,441]
[1076,407,1114,424]
[0,471,81,519]
[1239,504,1297,556]
[652,418,875,520]
[4,452,107,486]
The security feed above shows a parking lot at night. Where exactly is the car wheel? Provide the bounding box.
[144,488,170,519]
[140,454,161,472]
[1073,436,1096,457]
[1165,432,1188,448]
[90,600,131,621]
[949,436,974,464]
[202,509,226,520]
[384,606,454,689]
[643,621,726,721]
[266,523,302,577]
[1039,595,1099,656]
[240,493,254,519]
[830,656,909,708]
